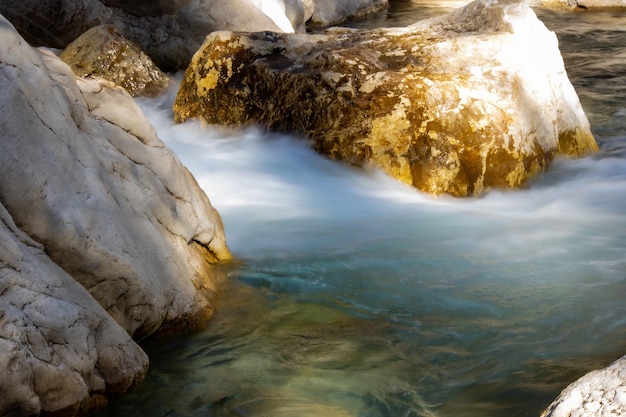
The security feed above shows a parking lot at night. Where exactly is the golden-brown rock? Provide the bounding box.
[59,25,169,97]
[174,0,598,196]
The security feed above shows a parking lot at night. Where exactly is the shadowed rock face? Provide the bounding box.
[303,0,388,26]
[100,0,191,16]
[0,0,298,71]
[174,0,598,197]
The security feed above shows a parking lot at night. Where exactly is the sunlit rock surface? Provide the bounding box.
[541,355,626,417]
[173,0,598,196]
[0,14,231,338]
[59,25,169,97]
[0,203,148,417]
[303,0,388,26]
[0,12,232,414]
[0,0,305,71]
[542,0,626,9]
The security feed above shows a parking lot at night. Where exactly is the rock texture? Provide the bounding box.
[541,355,626,417]
[173,0,598,197]
[542,0,626,9]
[1,13,231,414]
[1,14,231,339]
[303,0,388,26]
[0,203,149,416]
[0,0,306,71]
[59,25,169,97]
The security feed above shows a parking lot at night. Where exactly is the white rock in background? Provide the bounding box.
[303,0,388,26]
[541,355,626,417]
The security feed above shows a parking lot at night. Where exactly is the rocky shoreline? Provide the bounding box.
[0,0,623,415]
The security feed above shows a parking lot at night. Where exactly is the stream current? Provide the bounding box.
[96,2,626,416]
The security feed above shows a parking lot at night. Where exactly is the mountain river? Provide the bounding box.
[95,1,626,416]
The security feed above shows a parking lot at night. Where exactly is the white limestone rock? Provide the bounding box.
[0,203,149,416]
[303,0,388,26]
[0,13,231,342]
[541,355,626,417]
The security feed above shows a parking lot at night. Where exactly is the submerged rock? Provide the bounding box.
[0,13,231,414]
[59,25,169,97]
[541,355,626,417]
[173,0,598,197]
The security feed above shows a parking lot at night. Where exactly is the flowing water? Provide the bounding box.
[96,2,626,416]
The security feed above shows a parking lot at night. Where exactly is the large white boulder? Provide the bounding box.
[541,355,626,417]
[0,12,232,414]
[0,14,231,340]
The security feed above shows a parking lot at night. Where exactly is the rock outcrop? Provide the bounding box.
[173,0,598,197]
[542,0,626,10]
[0,0,306,71]
[541,355,626,417]
[1,13,231,415]
[59,25,169,97]
[303,0,388,26]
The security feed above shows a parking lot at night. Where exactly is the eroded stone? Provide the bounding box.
[0,203,148,416]
[173,0,598,196]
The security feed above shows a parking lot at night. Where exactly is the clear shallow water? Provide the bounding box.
[97,3,626,417]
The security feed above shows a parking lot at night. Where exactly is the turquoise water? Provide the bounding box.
[96,2,626,416]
